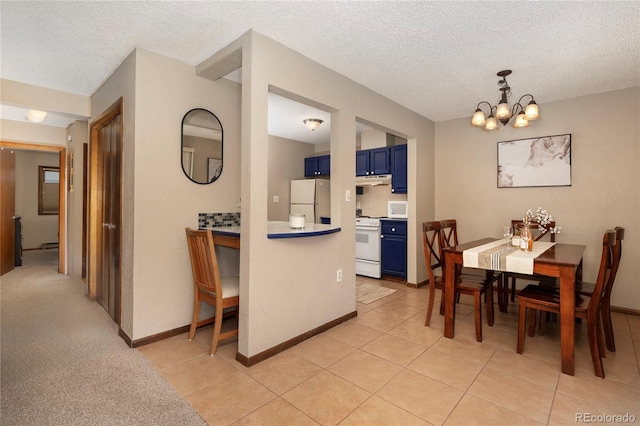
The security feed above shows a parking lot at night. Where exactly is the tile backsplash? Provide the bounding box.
[198,212,241,228]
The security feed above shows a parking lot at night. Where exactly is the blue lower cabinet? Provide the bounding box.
[381,220,407,278]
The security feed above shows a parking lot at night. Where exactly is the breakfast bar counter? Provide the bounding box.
[201,222,340,241]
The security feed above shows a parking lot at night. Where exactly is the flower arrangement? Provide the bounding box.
[526,207,561,234]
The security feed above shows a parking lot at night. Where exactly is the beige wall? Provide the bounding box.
[356,185,408,218]
[434,87,640,310]
[198,30,435,357]
[66,120,88,278]
[1,80,90,280]
[91,48,243,340]
[267,134,315,221]
[91,49,137,336]
[14,150,59,248]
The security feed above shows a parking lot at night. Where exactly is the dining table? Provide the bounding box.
[443,237,586,376]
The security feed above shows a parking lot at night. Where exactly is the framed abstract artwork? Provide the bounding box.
[497,134,571,188]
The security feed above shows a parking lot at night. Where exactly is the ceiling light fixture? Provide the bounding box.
[303,118,323,131]
[471,70,540,131]
[26,109,48,123]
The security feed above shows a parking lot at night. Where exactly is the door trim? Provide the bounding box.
[0,141,66,274]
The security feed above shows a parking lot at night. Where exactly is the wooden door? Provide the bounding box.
[0,147,16,275]
[89,99,122,324]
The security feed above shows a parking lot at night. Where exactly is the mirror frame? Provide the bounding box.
[181,108,223,184]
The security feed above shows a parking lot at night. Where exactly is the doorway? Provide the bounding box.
[0,142,66,275]
[88,98,123,324]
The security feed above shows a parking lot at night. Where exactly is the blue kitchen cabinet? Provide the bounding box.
[381,219,407,278]
[391,144,407,194]
[304,155,330,177]
[355,147,391,176]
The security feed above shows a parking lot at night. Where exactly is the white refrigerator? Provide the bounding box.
[290,178,330,224]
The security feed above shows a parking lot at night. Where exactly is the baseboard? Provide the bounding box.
[611,306,640,316]
[235,310,358,367]
[127,325,191,348]
[381,274,407,284]
[408,279,428,289]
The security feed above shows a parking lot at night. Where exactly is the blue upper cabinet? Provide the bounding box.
[391,144,407,194]
[355,147,391,176]
[304,155,330,177]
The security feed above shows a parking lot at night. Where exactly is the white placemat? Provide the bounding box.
[463,239,555,274]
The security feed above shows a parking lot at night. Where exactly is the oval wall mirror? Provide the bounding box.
[181,108,223,184]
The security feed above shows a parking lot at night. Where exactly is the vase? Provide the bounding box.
[519,220,533,252]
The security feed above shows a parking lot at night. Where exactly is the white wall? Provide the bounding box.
[435,87,640,310]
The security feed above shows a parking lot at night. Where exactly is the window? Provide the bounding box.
[38,166,59,215]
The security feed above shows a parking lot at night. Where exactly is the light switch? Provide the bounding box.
[345,190,351,202]
[273,195,279,203]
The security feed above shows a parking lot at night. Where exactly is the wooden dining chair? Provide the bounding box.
[516,229,616,378]
[440,219,503,308]
[503,219,557,307]
[535,226,624,352]
[423,221,494,342]
[185,227,239,355]
[576,226,624,352]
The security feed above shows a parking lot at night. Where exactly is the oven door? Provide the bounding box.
[355,227,381,262]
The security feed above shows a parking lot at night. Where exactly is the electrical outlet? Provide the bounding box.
[336,269,343,282]
[273,195,279,203]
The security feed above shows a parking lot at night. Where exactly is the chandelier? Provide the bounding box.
[471,70,540,130]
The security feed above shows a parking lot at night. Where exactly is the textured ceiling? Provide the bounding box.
[1,1,639,128]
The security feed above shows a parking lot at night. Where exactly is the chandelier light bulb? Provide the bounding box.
[471,109,486,127]
[484,115,498,131]
[495,102,511,120]
[524,101,540,120]
[512,112,530,128]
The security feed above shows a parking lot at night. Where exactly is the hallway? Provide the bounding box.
[0,249,205,425]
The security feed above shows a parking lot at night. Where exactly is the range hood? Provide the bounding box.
[355,174,391,186]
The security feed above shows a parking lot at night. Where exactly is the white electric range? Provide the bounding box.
[355,217,383,278]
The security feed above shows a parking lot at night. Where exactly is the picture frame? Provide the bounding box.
[497,133,572,188]
[207,157,223,182]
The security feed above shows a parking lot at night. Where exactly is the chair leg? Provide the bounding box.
[486,286,494,326]
[587,314,605,378]
[425,282,436,326]
[601,296,616,352]
[474,292,483,342]
[496,276,506,313]
[517,303,526,354]
[439,292,446,316]
[596,310,606,358]
[188,292,200,340]
[528,309,537,337]
[209,306,224,355]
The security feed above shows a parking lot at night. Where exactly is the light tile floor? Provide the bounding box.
[139,277,640,425]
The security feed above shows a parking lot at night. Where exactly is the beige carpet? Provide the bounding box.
[356,282,397,304]
[0,250,205,425]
